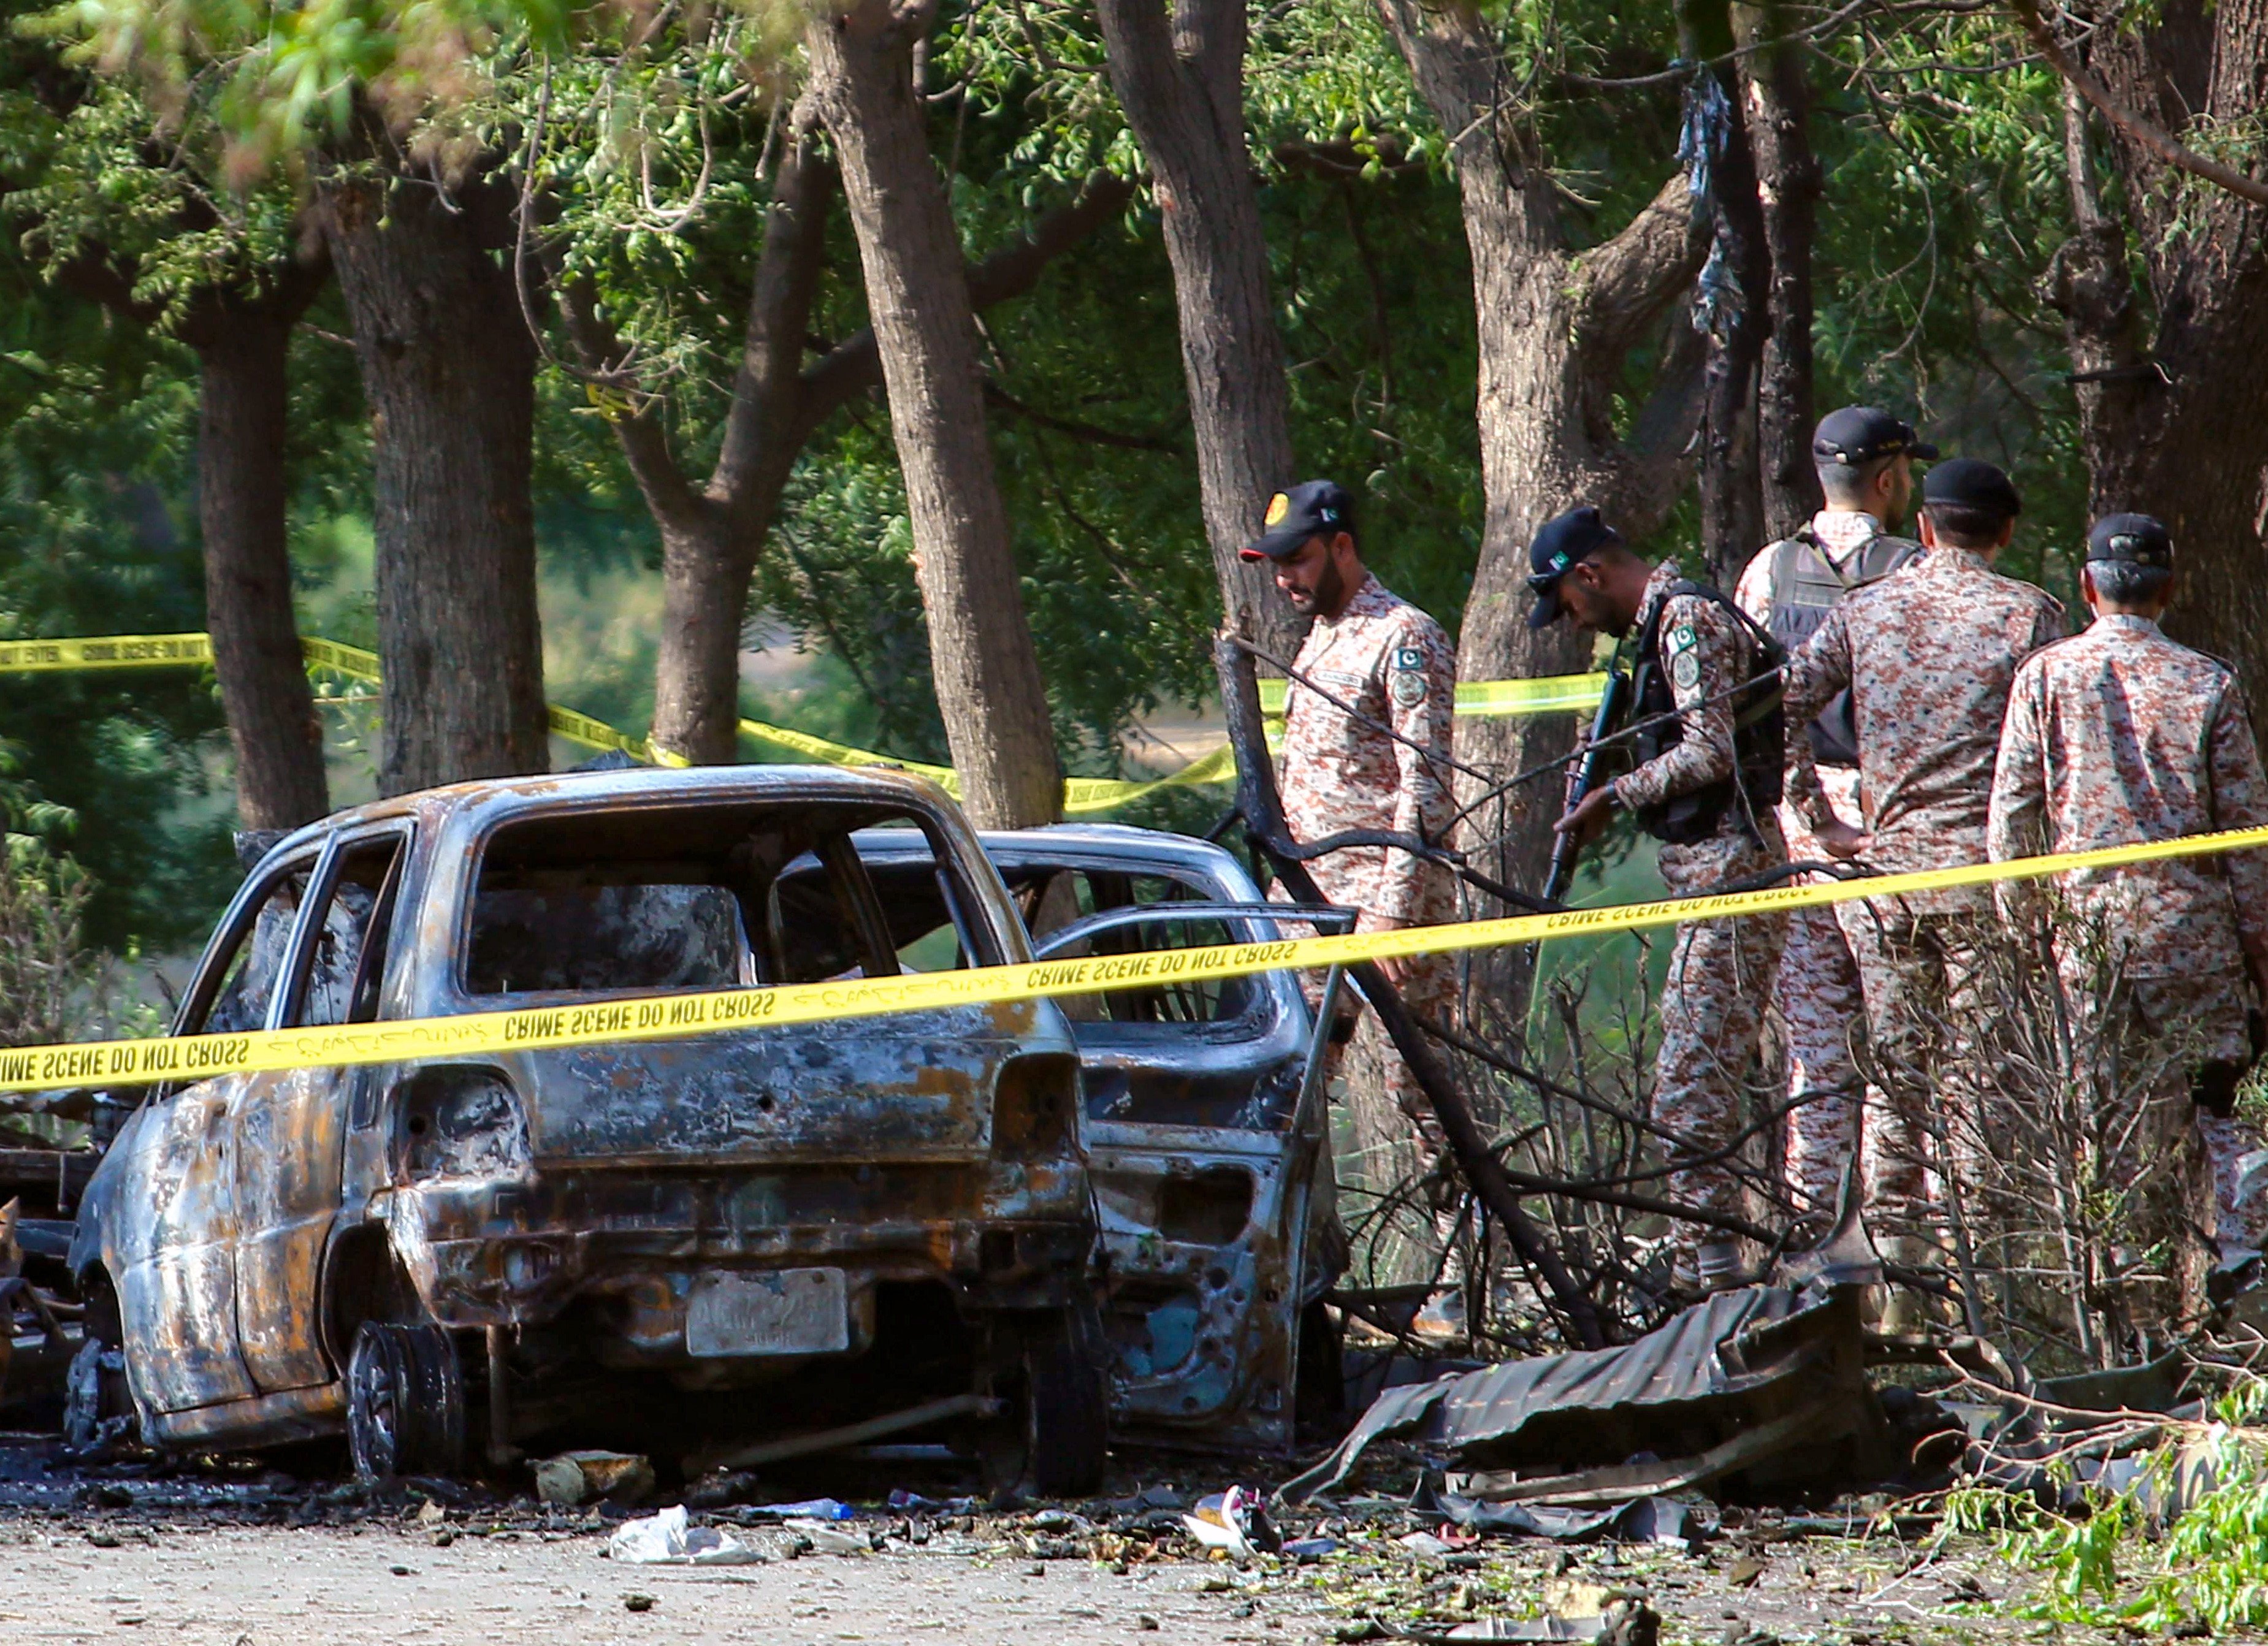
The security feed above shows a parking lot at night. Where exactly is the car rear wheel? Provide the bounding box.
[1016,1312,1107,1499]
[346,1321,465,1481]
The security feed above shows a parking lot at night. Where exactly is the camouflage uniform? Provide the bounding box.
[1613,563,1789,1237]
[1989,613,2268,1265]
[1782,545,2065,1237]
[1734,511,1910,1219]
[1277,573,1459,1225]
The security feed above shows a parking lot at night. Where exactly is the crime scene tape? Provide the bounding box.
[735,716,1251,816]
[1254,673,1609,719]
[0,634,216,671]
[7,823,2268,1095]
[0,629,1608,808]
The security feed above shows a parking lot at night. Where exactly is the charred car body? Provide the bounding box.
[69,769,1106,1488]
[846,825,1348,1455]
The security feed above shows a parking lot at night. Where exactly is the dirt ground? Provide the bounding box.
[0,1435,2066,1646]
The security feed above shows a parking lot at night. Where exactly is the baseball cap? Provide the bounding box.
[1241,479,1356,561]
[1921,457,2023,519]
[1812,406,1940,466]
[2087,512,2172,567]
[1525,506,1621,630]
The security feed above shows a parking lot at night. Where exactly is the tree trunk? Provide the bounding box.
[805,0,1061,828]
[1374,0,1706,1024]
[2044,86,2153,520]
[188,287,330,828]
[557,132,1128,769]
[319,169,548,796]
[1096,0,1304,659]
[2057,0,2268,725]
[1732,0,1823,539]
[641,126,835,767]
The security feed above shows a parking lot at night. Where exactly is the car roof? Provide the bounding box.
[853,821,1263,894]
[257,764,963,861]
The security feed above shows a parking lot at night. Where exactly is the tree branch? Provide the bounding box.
[1575,170,1707,362]
[982,384,1182,452]
[2007,0,2268,209]
[708,103,834,520]
[552,275,708,538]
[790,170,1137,443]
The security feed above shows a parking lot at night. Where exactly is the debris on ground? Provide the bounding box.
[606,1503,762,1565]
[1182,1484,1281,1558]
[530,1449,654,1507]
[1284,1281,1892,1511]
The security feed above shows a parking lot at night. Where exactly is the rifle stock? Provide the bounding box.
[1541,663,1630,902]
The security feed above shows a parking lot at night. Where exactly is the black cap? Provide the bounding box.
[1812,405,1939,466]
[1242,479,1356,561]
[1525,506,1621,630]
[1921,457,2023,519]
[2088,512,2172,567]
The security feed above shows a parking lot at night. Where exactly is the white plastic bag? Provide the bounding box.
[607,1504,762,1566]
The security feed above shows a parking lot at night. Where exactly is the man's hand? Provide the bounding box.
[1812,817,1872,860]
[1554,783,1618,850]
[1357,912,1415,988]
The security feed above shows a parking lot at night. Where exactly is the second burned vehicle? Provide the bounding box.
[841,825,1350,1456]
[62,769,1345,1484]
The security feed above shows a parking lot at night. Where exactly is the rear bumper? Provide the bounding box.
[376,1157,1096,1343]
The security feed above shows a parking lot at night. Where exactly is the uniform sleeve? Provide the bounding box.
[2206,679,2268,969]
[1376,619,1457,924]
[1988,661,2052,928]
[1778,605,1853,831]
[1732,547,1775,629]
[1612,595,1741,813]
[1988,663,2050,862]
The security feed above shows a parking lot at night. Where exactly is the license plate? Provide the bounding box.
[687,1268,850,1357]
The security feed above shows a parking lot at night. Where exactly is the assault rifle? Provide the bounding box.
[1541,658,1631,902]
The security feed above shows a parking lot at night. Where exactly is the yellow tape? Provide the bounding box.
[7,823,2268,1094]
[737,719,1256,815]
[0,631,1596,806]
[0,634,215,671]
[1256,672,1609,719]
[299,638,381,683]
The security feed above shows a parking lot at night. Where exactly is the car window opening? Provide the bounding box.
[464,801,982,999]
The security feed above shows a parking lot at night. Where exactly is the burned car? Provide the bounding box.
[68,768,1106,1490]
[846,824,1350,1455]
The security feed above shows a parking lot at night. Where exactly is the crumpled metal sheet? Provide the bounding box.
[1281,1284,1877,1504]
[1424,1488,1709,1547]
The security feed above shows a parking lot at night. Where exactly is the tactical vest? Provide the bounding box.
[1630,581,1788,847]
[1763,528,1922,767]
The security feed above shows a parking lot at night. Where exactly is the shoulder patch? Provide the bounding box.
[1393,646,1425,672]
[1668,622,1700,655]
[1671,650,1701,692]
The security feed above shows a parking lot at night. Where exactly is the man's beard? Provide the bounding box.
[1292,557,1346,616]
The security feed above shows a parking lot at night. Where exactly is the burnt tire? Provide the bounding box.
[1020,1315,1107,1499]
[346,1321,465,1481]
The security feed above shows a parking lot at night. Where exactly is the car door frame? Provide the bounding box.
[104,837,331,1418]
[231,821,416,1395]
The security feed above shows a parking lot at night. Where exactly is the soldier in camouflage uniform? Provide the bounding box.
[1242,481,1460,1285]
[1734,408,1932,1227]
[1989,514,2268,1325]
[1532,507,1789,1293]
[1781,459,2064,1285]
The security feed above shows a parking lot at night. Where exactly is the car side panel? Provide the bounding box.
[111,1080,259,1413]
[232,1065,348,1392]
